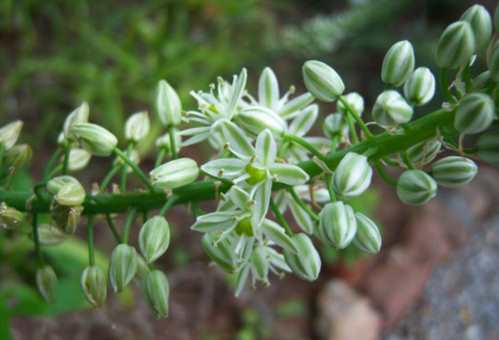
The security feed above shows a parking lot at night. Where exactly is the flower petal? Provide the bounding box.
[191,212,236,233]
[217,120,254,159]
[270,164,309,185]
[255,129,277,166]
[261,219,298,253]
[251,179,272,229]
[201,158,245,179]
[288,104,318,136]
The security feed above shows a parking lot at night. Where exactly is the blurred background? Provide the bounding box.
[1,0,499,339]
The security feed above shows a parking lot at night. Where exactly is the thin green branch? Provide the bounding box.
[100,164,122,191]
[113,148,155,192]
[374,160,397,187]
[155,147,167,168]
[159,194,178,216]
[269,199,293,236]
[284,133,328,162]
[287,187,319,221]
[337,96,372,137]
[42,147,63,181]
[62,145,70,175]
[105,213,122,243]
[122,208,137,244]
[87,215,95,266]
[168,126,178,159]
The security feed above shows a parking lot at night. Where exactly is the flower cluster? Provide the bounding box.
[0,2,498,319]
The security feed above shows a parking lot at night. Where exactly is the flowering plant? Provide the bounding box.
[0,3,498,318]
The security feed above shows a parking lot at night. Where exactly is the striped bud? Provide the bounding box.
[488,41,499,82]
[81,266,107,307]
[397,169,437,205]
[201,233,236,273]
[37,224,65,245]
[156,80,182,127]
[67,148,91,172]
[109,244,137,292]
[69,123,118,156]
[0,202,24,229]
[63,102,89,140]
[477,131,499,167]
[5,144,32,170]
[381,40,415,87]
[0,120,23,150]
[144,270,170,318]
[36,265,57,302]
[319,201,357,249]
[237,106,286,136]
[283,233,321,281]
[404,138,441,168]
[150,157,199,190]
[354,213,382,254]
[436,21,475,69]
[251,245,270,282]
[156,132,181,154]
[431,156,477,188]
[323,113,348,138]
[125,111,150,142]
[333,152,372,198]
[302,60,345,102]
[454,93,495,135]
[403,67,436,106]
[372,90,413,127]
[337,92,364,116]
[47,175,85,207]
[139,216,170,263]
[461,5,492,54]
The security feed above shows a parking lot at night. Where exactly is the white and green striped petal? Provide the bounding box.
[353,213,382,254]
[372,90,413,127]
[217,120,254,159]
[431,156,477,188]
[289,197,316,234]
[278,92,315,119]
[270,163,309,186]
[251,179,272,229]
[201,158,246,180]
[288,104,318,137]
[333,152,372,198]
[319,201,357,249]
[255,129,277,166]
[454,93,495,135]
[283,233,321,281]
[396,169,437,205]
[258,67,279,109]
[191,211,236,233]
[261,219,298,253]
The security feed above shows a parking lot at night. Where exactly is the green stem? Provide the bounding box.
[62,145,70,175]
[374,161,397,187]
[120,144,134,192]
[155,147,167,168]
[105,213,122,243]
[159,194,178,216]
[1,109,454,215]
[100,165,122,191]
[287,188,319,221]
[346,115,359,143]
[284,134,328,163]
[337,96,372,137]
[113,148,155,192]
[401,151,415,169]
[168,126,178,159]
[87,215,95,266]
[439,68,452,101]
[122,208,137,244]
[42,147,63,181]
[269,199,293,236]
[32,213,43,264]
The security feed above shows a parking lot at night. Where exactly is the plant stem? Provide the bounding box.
[62,145,70,174]
[100,164,122,191]
[439,68,452,102]
[346,115,359,143]
[120,144,134,192]
[287,188,319,221]
[87,215,95,266]
[337,96,372,137]
[122,208,137,244]
[1,109,454,215]
[374,161,397,187]
[155,147,167,168]
[105,213,122,243]
[42,147,63,181]
[168,126,178,159]
[32,213,43,264]
[159,194,178,216]
[284,134,328,163]
[269,199,293,236]
[113,148,155,192]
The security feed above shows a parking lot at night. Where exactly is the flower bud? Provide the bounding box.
[333,152,372,198]
[397,169,437,205]
[156,132,182,154]
[323,113,348,138]
[125,111,150,142]
[150,157,199,190]
[201,233,236,273]
[258,67,279,109]
[488,41,499,82]
[319,201,357,249]
[403,67,436,106]
[109,244,137,292]
[477,131,499,167]
[47,175,85,207]
[0,202,25,229]
[454,93,495,135]
[69,123,118,156]
[81,266,107,307]
[461,4,492,54]
[283,233,321,281]
[431,156,477,188]
[139,216,170,263]
[36,265,57,302]
[302,60,345,102]
[237,106,286,136]
[0,120,23,150]
[5,144,32,170]
[353,213,382,254]
[251,245,270,282]
[404,138,441,168]
[135,254,151,280]
[381,40,415,87]
[156,80,182,127]
[67,148,91,172]
[63,102,89,140]
[37,223,66,245]
[51,203,83,234]
[436,21,475,69]
[372,90,413,127]
[144,270,170,318]
[337,92,364,116]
